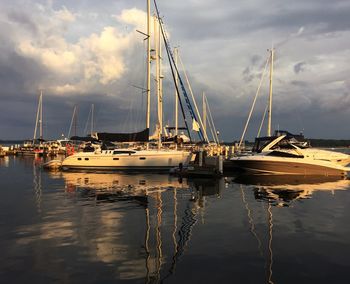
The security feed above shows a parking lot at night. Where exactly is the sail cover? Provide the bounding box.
[96,128,149,142]
[70,136,97,142]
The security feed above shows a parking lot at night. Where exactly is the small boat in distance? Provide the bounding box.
[230,131,350,176]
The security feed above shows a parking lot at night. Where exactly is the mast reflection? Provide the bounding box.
[234,175,350,206]
[57,171,224,282]
[236,174,350,284]
[33,159,42,214]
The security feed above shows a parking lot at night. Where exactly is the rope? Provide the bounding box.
[257,103,269,138]
[239,55,270,148]
[178,53,209,143]
[154,1,205,141]
[205,95,220,144]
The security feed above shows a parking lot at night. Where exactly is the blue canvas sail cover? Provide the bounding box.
[96,128,149,142]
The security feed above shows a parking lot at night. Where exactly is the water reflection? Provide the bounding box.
[55,171,224,282]
[234,175,350,206]
[238,183,275,283]
[33,159,42,213]
[240,185,263,256]
[235,174,350,284]
[4,155,350,283]
[0,155,10,167]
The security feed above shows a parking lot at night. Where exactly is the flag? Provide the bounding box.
[192,119,200,132]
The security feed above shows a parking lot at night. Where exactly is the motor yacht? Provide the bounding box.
[230,131,350,176]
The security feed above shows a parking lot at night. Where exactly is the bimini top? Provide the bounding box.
[253,130,310,153]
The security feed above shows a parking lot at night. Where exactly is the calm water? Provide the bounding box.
[1,156,350,283]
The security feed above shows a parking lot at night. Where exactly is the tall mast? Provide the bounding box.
[202,92,207,136]
[154,15,162,149]
[91,104,94,136]
[146,0,151,130]
[33,92,40,142]
[267,48,274,137]
[68,105,77,139]
[159,18,163,140]
[33,90,43,143]
[174,47,179,136]
[74,105,78,137]
[39,90,43,141]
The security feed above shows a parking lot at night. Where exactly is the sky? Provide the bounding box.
[0,0,350,141]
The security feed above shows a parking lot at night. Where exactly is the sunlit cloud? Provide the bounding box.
[10,4,147,93]
[0,0,350,139]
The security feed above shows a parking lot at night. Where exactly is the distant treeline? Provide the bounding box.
[309,139,350,148]
[0,140,24,145]
[1,139,350,148]
[227,139,350,148]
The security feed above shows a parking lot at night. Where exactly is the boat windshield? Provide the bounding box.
[253,137,276,152]
[113,150,136,155]
[253,131,309,153]
[267,150,304,158]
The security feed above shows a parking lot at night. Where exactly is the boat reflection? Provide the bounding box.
[235,175,350,283]
[51,171,224,282]
[234,175,350,206]
[53,171,186,205]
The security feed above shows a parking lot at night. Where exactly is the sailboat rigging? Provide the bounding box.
[61,0,192,170]
[153,0,204,142]
[230,48,350,175]
[33,90,43,143]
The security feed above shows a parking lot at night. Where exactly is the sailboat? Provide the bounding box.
[229,49,350,176]
[62,0,191,170]
[17,90,47,156]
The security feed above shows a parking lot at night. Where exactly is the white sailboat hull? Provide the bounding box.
[62,149,191,170]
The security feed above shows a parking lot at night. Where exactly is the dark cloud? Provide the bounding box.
[294,62,306,74]
[160,0,350,41]
[0,0,349,140]
[290,80,309,87]
[0,50,47,94]
[7,10,38,34]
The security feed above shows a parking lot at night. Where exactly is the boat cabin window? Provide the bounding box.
[113,158,119,160]
[271,142,296,150]
[253,137,275,152]
[113,150,136,155]
[77,158,82,160]
[253,136,308,152]
[139,157,146,160]
[85,158,89,160]
[267,151,304,158]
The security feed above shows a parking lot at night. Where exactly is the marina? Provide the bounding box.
[1,0,350,283]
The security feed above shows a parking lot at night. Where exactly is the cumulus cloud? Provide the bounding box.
[54,6,77,23]
[6,3,148,94]
[1,0,350,140]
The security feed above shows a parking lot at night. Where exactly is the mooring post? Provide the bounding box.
[218,155,223,175]
[199,149,203,167]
